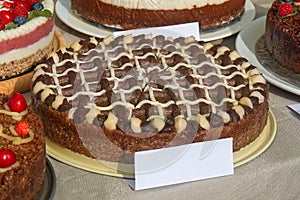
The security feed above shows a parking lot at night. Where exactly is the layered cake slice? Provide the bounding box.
[31,34,269,164]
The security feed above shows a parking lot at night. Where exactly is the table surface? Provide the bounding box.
[48,1,300,199]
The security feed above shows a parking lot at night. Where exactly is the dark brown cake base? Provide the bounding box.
[0,95,46,200]
[264,0,300,74]
[70,0,245,30]
[34,96,268,164]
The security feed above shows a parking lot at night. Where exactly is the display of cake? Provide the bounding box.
[70,0,246,30]
[264,0,300,74]
[31,33,269,164]
[0,93,46,200]
[0,0,55,79]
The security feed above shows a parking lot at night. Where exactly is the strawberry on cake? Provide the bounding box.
[0,0,54,79]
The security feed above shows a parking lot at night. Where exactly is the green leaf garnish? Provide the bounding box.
[28,9,53,21]
[5,23,18,30]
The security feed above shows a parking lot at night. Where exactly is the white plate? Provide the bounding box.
[235,16,300,96]
[55,0,255,41]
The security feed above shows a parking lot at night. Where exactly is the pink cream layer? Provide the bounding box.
[0,18,54,54]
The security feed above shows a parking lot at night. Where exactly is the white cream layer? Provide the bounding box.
[0,28,54,64]
[0,0,54,42]
[99,0,229,9]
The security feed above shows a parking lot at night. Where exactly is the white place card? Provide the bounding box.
[126,138,234,190]
[116,23,234,190]
[288,103,300,115]
[113,22,200,40]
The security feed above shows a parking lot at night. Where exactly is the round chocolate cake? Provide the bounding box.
[265,0,300,74]
[31,34,269,164]
[0,93,46,200]
[70,0,245,30]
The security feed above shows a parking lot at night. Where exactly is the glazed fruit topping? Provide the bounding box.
[3,1,13,9]
[14,15,27,25]
[28,0,41,5]
[7,93,27,113]
[15,121,30,137]
[0,0,52,31]
[31,2,43,11]
[0,149,16,168]
[0,10,14,24]
[13,4,29,18]
[278,3,296,17]
[14,0,31,12]
[0,20,4,30]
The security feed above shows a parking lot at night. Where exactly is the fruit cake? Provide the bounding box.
[264,0,300,74]
[70,0,245,30]
[31,34,269,164]
[0,0,54,79]
[0,93,46,200]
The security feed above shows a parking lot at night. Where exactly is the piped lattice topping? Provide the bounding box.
[32,34,267,134]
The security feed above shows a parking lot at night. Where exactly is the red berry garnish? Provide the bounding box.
[28,0,41,6]
[278,3,295,17]
[0,149,16,168]
[14,0,31,12]
[0,20,5,31]
[15,121,30,137]
[4,1,14,9]
[0,10,14,24]
[7,93,27,113]
[13,4,29,18]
